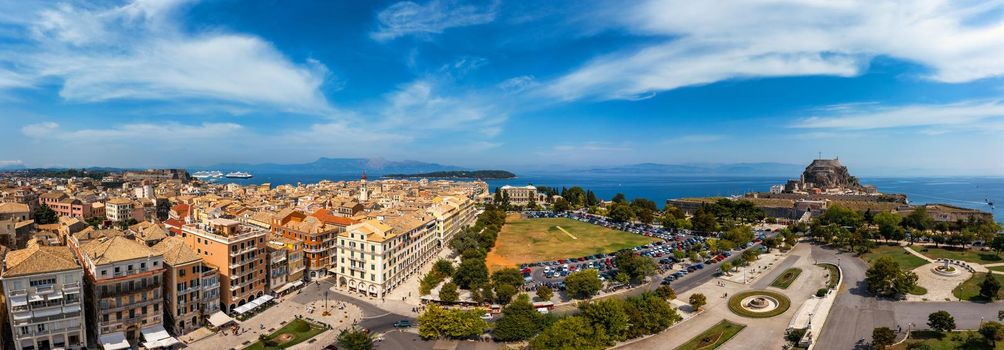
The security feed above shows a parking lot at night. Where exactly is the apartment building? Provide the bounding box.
[178,218,267,313]
[1,202,32,248]
[104,199,142,223]
[272,211,341,280]
[335,212,438,298]
[427,196,477,244]
[267,237,305,295]
[48,199,95,220]
[72,235,172,350]
[1,241,86,350]
[152,236,220,335]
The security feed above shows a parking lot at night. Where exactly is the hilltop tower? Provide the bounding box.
[358,171,369,201]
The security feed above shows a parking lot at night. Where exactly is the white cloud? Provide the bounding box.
[21,121,244,141]
[792,100,1004,130]
[1,0,332,113]
[372,0,498,41]
[498,75,536,93]
[378,79,507,137]
[0,160,23,166]
[545,0,1004,101]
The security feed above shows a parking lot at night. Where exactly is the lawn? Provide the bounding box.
[770,268,803,289]
[675,320,746,350]
[244,319,327,350]
[485,216,660,270]
[818,264,840,289]
[990,266,1004,273]
[862,245,928,271]
[952,272,1004,302]
[892,330,1002,350]
[917,247,1003,264]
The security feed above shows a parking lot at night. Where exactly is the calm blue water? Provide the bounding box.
[212,173,1004,221]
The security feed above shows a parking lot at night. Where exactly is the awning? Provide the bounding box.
[10,296,27,307]
[273,282,295,294]
[12,312,31,321]
[29,294,44,302]
[99,332,130,350]
[208,311,235,327]
[253,295,274,305]
[63,304,81,313]
[141,324,179,349]
[291,280,304,288]
[47,293,63,301]
[232,304,252,315]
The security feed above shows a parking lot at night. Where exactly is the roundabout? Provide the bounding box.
[728,290,791,318]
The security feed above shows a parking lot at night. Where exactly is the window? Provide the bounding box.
[141,262,146,269]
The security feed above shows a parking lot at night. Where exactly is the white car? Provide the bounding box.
[480,313,493,320]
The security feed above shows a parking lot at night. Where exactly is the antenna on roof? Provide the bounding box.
[818,151,822,159]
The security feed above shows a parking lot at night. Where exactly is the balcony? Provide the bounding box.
[98,282,161,299]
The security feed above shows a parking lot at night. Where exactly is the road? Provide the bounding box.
[813,243,1004,350]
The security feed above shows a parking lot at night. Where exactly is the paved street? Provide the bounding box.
[813,243,1004,350]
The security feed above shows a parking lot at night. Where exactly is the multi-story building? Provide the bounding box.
[48,198,95,220]
[1,241,86,350]
[1,202,32,248]
[496,185,540,206]
[104,199,141,223]
[272,211,341,280]
[335,212,439,298]
[427,196,477,245]
[178,218,267,313]
[266,237,305,295]
[71,235,172,350]
[265,240,289,293]
[38,192,69,209]
[152,236,220,335]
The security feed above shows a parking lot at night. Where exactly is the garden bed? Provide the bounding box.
[769,268,802,289]
[675,320,746,350]
[244,318,328,350]
[727,290,791,318]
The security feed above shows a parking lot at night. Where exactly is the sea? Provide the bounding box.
[211,173,1004,221]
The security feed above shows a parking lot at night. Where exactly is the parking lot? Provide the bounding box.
[518,211,770,298]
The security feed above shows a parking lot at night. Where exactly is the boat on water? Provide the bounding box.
[192,170,224,179]
[225,171,253,179]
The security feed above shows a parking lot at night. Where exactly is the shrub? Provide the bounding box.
[816,288,829,297]
[786,328,807,343]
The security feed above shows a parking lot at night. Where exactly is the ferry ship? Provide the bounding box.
[192,170,223,179]
[225,171,253,179]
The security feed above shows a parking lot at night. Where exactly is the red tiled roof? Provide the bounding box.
[171,203,190,218]
[311,209,357,226]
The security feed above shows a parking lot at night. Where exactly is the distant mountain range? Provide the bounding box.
[191,157,464,175]
[569,162,805,176]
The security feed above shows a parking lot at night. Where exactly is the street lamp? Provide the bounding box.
[837,258,840,268]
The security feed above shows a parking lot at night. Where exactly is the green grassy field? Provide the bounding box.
[953,272,1004,302]
[244,319,327,350]
[892,330,1003,350]
[675,320,746,350]
[487,216,660,268]
[916,247,1003,264]
[989,266,1004,273]
[769,268,803,289]
[862,245,928,271]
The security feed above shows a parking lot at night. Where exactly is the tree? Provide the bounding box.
[720,262,733,276]
[529,316,607,350]
[927,310,956,334]
[903,207,933,232]
[417,305,489,340]
[655,286,676,300]
[865,256,918,297]
[614,272,630,284]
[493,294,543,341]
[433,259,455,276]
[608,203,635,223]
[495,284,517,305]
[692,206,718,233]
[612,193,626,204]
[689,293,707,311]
[992,235,1004,257]
[439,282,459,303]
[536,285,553,301]
[615,251,657,284]
[337,328,373,350]
[872,327,896,350]
[981,321,1004,347]
[453,258,489,290]
[722,225,756,247]
[981,273,1002,300]
[623,292,681,338]
[552,198,571,213]
[34,203,58,225]
[491,268,524,290]
[817,205,863,229]
[565,270,603,299]
[874,212,905,242]
[579,299,630,341]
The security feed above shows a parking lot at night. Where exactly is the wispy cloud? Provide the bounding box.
[0,0,332,113]
[372,0,498,41]
[792,100,1004,131]
[543,0,1004,101]
[378,78,507,137]
[21,121,244,141]
[663,134,724,143]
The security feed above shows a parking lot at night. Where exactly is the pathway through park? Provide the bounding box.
[555,226,577,240]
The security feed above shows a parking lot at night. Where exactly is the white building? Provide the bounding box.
[497,185,541,206]
[335,213,440,298]
[1,241,87,350]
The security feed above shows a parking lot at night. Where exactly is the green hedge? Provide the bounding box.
[727,290,791,318]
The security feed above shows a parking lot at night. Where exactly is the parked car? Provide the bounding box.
[393,320,412,328]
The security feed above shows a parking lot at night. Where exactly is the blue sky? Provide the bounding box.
[1,0,1003,175]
